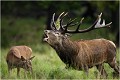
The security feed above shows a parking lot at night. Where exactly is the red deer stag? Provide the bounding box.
[6,46,35,77]
[43,12,119,78]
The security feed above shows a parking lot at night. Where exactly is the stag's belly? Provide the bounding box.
[69,55,106,70]
[59,49,107,70]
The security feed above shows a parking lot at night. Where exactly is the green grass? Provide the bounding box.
[1,44,120,79]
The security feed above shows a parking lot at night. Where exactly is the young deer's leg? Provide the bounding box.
[24,69,27,78]
[96,64,108,78]
[8,66,11,77]
[29,67,33,78]
[17,68,20,77]
[7,64,13,77]
[31,67,33,75]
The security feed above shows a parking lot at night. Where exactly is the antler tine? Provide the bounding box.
[75,17,84,31]
[59,12,68,31]
[57,12,79,33]
[95,13,112,28]
[92,13,112,29]
[58,12,65,19]
[66,18,77,26]
[64,18,77,31]
[63,17,84,33]
[95,20,112,28]
[51,13,56,30]
[65,22,79,28]
[99,13,102,18]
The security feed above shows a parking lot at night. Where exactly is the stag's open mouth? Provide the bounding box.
[43,31,49,42]
[43,34,49,41]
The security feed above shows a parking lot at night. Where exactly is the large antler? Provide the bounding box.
[51,12,112,34]
[64,13,112,33]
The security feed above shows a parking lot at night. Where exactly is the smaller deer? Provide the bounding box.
[6,46,35,77]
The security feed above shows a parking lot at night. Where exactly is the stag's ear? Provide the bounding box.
[21,56,26,61]
[29,56,35,60]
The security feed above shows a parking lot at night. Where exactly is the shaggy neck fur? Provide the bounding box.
[52,37,79,66]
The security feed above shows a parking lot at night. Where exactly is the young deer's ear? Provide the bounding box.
[21,56,26,61]
[29,56,35,60]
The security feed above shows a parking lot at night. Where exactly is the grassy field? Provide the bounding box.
[1,44,120,79]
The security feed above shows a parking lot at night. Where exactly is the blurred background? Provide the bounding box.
[1,1,120,79]
[1,1,119,48]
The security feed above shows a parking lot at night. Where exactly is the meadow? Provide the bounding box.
[1,44,120,79]
[1,16,119,79]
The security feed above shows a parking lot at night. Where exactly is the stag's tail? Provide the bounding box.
[108,40,116,52]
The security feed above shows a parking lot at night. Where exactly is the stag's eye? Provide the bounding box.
[55,32,60,35]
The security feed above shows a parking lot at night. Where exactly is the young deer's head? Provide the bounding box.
[44,12,112,46]
[19,56,35,71]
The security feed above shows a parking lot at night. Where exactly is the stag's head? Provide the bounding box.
[44,12,112,46]
[19,56,35,71]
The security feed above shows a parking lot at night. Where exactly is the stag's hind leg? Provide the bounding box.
[108,57,120,75]
[96,64,108,78]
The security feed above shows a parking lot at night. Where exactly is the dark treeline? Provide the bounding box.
[1,1,119,47]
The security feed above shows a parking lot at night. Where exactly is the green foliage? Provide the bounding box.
[91,1,119,11]
[1,16,46,47]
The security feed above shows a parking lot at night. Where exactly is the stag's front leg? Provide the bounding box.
[84,65,89,77]
[30,67,33,77]
[96,64,108,78]
[65,64,70,69]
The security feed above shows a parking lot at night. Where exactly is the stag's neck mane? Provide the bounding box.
[53,37,79,56]
[51,37,79,65]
